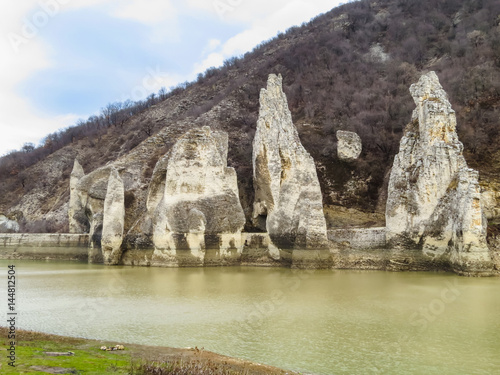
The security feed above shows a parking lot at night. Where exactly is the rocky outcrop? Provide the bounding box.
[386,71,493,274]
[0,215,19,233]
[336,130,362,161]
[481,189,500,220]
[151,126,245,263]
[69,160,86,233]
[73,165,115,250]
[101,168,125,265]
[252,74,328,250]
[67,159,125,262]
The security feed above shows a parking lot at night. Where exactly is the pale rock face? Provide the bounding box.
[101,168,125,265]
[252,74,328,249]
[0,215,19,233]
[336,130,362,161]
[481,190,500,220]
[152,126,245,261]
[74,165,115,249]
[68,160,86,233]
[367,44,390,63]
[386,71,493,273]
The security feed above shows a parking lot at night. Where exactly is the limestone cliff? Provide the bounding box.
[101,168,125,265]
[252,74,328,249]
[151,126,246,263]
[386,71,493,274]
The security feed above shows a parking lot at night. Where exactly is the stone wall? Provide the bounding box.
[328,228,386,249]
[0,231,496,275]
[0,233,89,261]
[0,233,89,247]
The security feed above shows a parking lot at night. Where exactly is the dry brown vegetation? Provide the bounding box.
[1,0,499,231]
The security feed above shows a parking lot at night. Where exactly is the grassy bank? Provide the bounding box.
[0,327,297,374]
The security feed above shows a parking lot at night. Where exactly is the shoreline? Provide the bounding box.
[0,327,299,374]
[0,232,498,276]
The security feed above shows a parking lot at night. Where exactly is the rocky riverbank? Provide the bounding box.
[2,72,499,276]
[0,327,297,374]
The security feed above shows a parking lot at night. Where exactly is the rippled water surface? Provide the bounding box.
[2,259,500,374]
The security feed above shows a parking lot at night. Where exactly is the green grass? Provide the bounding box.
[2,336,131,374]
[0,328,297,374]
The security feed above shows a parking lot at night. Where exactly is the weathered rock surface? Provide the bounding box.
[73,165,115,250]
[481,189,500,220]
[386,71,493,274]
[336,130,362,161]
[252,74,328,249]
[101,168,125,265]
[0,215,19,233]
[151,126,245,262]
[68,160,85,233]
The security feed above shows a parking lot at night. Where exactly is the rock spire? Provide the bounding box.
[386,71,493,274]
[252,74,328,249]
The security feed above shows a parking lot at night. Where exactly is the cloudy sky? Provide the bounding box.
[0,0,344,156]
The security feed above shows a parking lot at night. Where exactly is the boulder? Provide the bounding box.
[336,130,362,161]
[101,168,125,265]
[252,74,328,249]
[386,71,493,274]
[152,126,246,261]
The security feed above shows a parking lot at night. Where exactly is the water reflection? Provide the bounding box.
[3,260,499,375]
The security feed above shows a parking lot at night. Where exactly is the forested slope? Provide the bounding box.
[1,0,499,232]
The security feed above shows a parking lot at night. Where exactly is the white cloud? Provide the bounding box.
[106,0,181,43]
[207,39,222,52]
[118,66,182,102]
[111,0,176,24]
[0,0,344,156]
[0,1,73,155]
[193,52,225,75]
[0,0,179,156]
[186,0,339,24]
[191,0,343,76]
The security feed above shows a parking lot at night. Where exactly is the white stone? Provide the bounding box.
[101,168,125,265]
[152,126,246,261]
[74,165,117,252]
[68,160,85,233]
[386,71,493,273]
[481,190,500,220]
[0,215,19,233]
[336,130,362,161]
[252,74,328,249]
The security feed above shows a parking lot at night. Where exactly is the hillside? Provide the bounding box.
[1,0,500,234]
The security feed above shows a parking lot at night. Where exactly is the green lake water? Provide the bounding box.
[1,259,499,374]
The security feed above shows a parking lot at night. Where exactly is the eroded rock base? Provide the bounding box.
[0,232,497,276]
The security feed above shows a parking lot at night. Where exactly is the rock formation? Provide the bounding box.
[69,162,117,252]
[252,74,328,249]
[386,71,493,274]
[151,126,245,262]
[101,168,125,265]
[69,160,86,233]
[481,189,500,220]
[0,215,19,233]
[336,130,362,161]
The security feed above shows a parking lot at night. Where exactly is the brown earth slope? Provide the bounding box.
[1,0,499,234]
